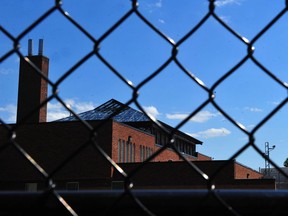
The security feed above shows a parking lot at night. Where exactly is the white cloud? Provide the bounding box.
[244,107,263,112]
[271,101,280,105]
[47,99,96,122]
[246,124,255,130]
[0,99,96,123]
[47,112,70,122]
[143,106,160,119]
[154,0,163,8]
[219,15,230,23]
[0,104,17,113]
[166,110,220,123]
[64,99,95,113]
[0,104,17,123]
[145,0,163,13]
[215,0,242,7]
[189,127,231,139]
[0,68,13,75]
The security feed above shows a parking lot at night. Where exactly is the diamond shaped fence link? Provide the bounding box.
[1,0,288,215]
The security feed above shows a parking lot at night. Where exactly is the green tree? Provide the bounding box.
[284,158,288,167]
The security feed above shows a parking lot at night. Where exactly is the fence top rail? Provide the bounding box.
[0,189,287,215]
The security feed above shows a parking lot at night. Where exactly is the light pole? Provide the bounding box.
[264,141,275,176]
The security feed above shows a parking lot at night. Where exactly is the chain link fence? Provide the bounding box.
[1,0,288,215]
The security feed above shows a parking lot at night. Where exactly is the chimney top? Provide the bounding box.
[28,39,33,56]
[38,39,43,55]
[27,39,44,56]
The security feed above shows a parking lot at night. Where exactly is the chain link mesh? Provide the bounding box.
[1,0,288,215]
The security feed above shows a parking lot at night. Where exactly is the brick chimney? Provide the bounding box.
[16,39,49,123]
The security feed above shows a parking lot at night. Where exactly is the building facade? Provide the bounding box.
[0,39,273,191]
[260,167,288,189]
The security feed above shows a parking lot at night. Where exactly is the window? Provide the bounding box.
[25,183,37,192]
[129,142,133,162]
[143,146,146,160]
[140,145,143,162]
[139,146,153,161]
[126,141,129,162]
[118,139,121,162]
[175,138,196,156]
[66,182,79,190]
[121,140,125,162]
[161,133,166,145]
[133,144,136,162]
[119,139,137,163]
[156,131,161,145]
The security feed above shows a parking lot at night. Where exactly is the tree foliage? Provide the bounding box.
[284,158,288,167]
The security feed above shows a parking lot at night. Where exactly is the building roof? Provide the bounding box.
[57,99,151,122]
[57,99,203,145]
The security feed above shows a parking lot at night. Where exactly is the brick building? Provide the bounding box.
[113,161,274,189]
[0,39,274,191]
[260,167,288,189]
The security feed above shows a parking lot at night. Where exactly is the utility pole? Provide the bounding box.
[264,141,275,176]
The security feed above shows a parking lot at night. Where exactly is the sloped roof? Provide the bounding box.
[57,99,202,144]
[57,99,151,122]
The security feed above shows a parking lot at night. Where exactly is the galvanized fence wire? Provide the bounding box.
[1,0,288,215]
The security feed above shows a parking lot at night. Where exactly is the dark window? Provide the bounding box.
[25,183,37,192]
[126,141,129,162]
[121,140,125,162]
[133,144,136,162]
[118,139,121,162]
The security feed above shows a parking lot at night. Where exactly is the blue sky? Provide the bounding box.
[1,0,288,171]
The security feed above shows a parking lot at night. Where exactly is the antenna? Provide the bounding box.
[264,141,276,176]
[28,39,33,56]
[38,39,44,55]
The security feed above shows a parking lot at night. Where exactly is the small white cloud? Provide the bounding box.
[47,102,63,111]
[47,99,96,121]
[246,124,255,130]
[191,111,220,123]
[47,112,70,121]
[189,127,231,139]
[166,113,187,120]
[271,101,280,105]
[215,0,242,7]
[154,0,163,8]
[0,68,13,75]
[0,104,17,123]
[143,106,160,119]
[0,99,96,123]
[244,107,263,112]
[64,99,95,113]
[145,0,163,13]
[0,104,17,113]
[166,110,220,123]
[47,102,69,122]
[158,19,165,24]
[219,15,230,23]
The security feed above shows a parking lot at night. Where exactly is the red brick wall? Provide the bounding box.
[234,162,263,179]
[39,57,49,122]
[111,121,155,163]
[196,152,212,161]
[111,122,205,163]
[153,145,214,162]
[17,55,49,123]
[153,146,183,162]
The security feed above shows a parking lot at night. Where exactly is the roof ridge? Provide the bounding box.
[94,98,128,112]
